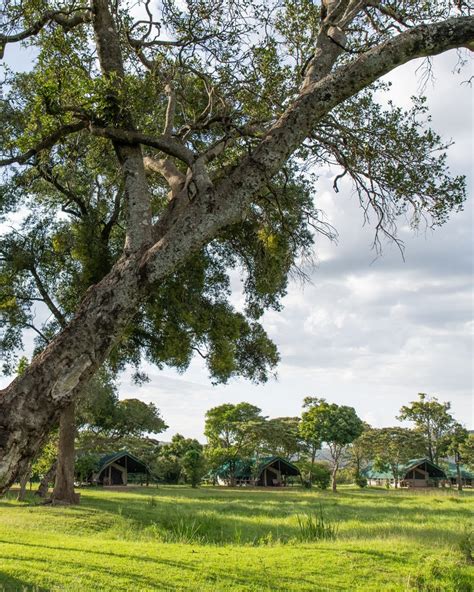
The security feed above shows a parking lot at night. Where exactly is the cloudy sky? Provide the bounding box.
[1,40,472,441]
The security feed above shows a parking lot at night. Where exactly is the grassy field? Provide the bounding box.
[0,485,472,591]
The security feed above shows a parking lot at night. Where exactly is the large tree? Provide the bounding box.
[299,397,363,492]
[370,427,426,488]
[0,1,473,493]
[204,402,264,485]
[444,423,469,491]
[398,393,456,464]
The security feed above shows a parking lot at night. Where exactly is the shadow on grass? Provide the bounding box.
[0,551,185,591]
[2,485,471,548]
[0,570,47,591]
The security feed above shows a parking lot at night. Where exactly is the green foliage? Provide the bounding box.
[348,423,375,480]
[257,416,302,459]
[398,394,456,464]
[204,403,266,482]
[299,398,363,491]
[370,427,426,485]
[181,449,206,488]
[460,435,474,471]
[157,435,204,484]
[16,355,28,375]
[295,459,331,489]
[75,452,100,483]
[445,423,469,461]
[300,398,364,448]
[30,432,58,480]
[114,399,167,438]
[311,462,331,490]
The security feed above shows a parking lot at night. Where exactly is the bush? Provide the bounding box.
[312,462,331,490]
[355,476,368,488]
[75,452,100,483]
[335,467,353,484]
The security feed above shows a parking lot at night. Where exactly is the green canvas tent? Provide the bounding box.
[93,451,150,486]
[214,456,301,486]
[363,458,447,488]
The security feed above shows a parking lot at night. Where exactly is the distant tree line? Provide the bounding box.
[202,393,472,492]
[26,391,472,500]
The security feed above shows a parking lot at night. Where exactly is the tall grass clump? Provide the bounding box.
[296,505,338,542]
[165,517,204,544]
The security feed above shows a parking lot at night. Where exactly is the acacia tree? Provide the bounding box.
[371,427,425,488]
[300,398,363,492]
[298,397,323,481]
[398,393,456,464]
[0,0,473,493]
[258,417,302,460]
[204,402,264,485]
[445,423,469,491]
[348,423,374,484]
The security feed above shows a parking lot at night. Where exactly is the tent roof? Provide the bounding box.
[97,451,150,474]
[214,456,300,479]
[363,458,447,480]
[444,461,474,479]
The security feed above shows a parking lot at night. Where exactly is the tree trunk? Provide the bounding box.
[331,465,338,493]
[35,460,57,498]
[456,462,463,492]
[17,469,30,502]
[309,447,317,483]
[52,402,80,505]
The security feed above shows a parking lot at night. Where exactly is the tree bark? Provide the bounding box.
[456,462,463,492]
[0,16,473,494]
[17,468,30,502]
[35,459,57,498]
[331,465,338,493]
[309,446,317,483]
[52,402,80,505]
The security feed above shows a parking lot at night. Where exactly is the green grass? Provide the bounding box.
[0,485,472,591]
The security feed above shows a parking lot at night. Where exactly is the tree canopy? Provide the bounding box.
[205,402,265,484]
[0,0,473,492]
[370,427,426,487]
[300,397,363,491]
[398,393,456,464]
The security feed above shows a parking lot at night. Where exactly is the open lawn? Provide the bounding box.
[0,485,472,591]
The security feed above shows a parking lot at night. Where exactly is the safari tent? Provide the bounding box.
[214,456,301,486]
[445,461,474,487]
[93,451,150,486]
[364,458,447,488]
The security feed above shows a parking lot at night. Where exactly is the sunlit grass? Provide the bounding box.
[0,485,472,591]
